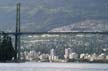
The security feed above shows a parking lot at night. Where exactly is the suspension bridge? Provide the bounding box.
[0,3,108,62]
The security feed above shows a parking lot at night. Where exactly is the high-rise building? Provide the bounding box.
[64,48,72,59]
[49,48,58,61]
[50,49,55,56]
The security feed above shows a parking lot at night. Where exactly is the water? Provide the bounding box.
[0,62,108,71]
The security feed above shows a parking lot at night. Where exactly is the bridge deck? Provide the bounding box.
[0,32,108,35]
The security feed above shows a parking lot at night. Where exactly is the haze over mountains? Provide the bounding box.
[0,0,108,32]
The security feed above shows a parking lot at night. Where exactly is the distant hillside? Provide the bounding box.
[0,0,108,32]
[50,19,108,32]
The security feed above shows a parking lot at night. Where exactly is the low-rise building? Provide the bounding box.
[96,53,106,61]
[39,54,49,62]
[69,52,78,60]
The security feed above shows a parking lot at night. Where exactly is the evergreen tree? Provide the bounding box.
[5,37,15,60]
[0,34,15,62]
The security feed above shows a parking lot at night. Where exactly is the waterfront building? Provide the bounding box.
[69,52,78,60]
[106,55,108,61]
[96,53,106,61]
[64,48,72,60]
[50,49,55,60]
[89,53,97,62]
[80,53,85,59]
[49,49,58,62]
[26,50,38,61]
[39,54,49,62]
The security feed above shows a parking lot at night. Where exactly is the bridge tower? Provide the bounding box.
[15,3,21,61]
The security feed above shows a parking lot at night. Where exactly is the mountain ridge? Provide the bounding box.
[0,0,108,32]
